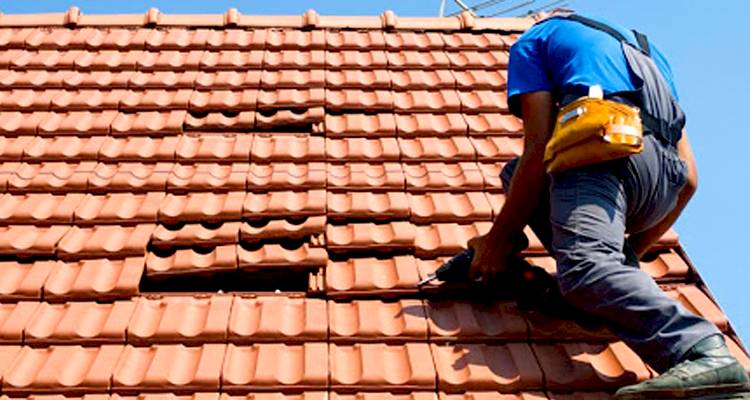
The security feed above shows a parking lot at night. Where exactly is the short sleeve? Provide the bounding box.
[507,24,553,117]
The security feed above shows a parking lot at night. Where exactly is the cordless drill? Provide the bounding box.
[417,235,590,320]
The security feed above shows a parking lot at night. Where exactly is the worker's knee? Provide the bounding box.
[500,157,520,191]
[553,246,627,309]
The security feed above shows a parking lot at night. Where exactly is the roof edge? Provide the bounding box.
[0,7,536,31]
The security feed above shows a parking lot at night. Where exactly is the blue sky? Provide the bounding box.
[4,1,749,344]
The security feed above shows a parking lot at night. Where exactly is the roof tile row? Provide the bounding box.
[0,89,506,113]
[0,111,522,137]
[0,49,508,70]
[0,28,509,51]
[0,69,506,90]
[0,191,326,225]
[0,340,683,394]
[0,161,510,193]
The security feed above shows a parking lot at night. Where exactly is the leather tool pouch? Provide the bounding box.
[544,96,644,174]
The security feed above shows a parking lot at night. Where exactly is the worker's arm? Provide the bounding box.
[627,129,698,257]
[468,91,556,281]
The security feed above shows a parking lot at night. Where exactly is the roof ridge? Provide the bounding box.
[0,6,535,31]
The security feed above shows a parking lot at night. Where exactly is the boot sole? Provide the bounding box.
[614,384,750,400]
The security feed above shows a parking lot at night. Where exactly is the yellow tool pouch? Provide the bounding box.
[544,95,644,174]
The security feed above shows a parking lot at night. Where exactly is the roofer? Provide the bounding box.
[466,13,750,400]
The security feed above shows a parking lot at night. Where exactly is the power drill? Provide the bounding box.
[417,235,590,320]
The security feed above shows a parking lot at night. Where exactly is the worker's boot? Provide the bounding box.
[614,334,750,399]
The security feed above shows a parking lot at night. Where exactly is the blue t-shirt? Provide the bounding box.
[507,15,679,117]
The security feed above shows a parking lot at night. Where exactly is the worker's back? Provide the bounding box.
[507,15,678,117]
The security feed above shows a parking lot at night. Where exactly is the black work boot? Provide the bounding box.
[614,335,750,399]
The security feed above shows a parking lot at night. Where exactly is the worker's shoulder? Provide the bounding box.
[518,14,637,45]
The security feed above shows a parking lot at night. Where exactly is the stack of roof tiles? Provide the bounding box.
[0,7,747,399]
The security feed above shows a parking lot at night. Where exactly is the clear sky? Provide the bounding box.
[4,0,749,344]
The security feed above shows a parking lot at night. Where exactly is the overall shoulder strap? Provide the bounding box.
[560,14,651,56]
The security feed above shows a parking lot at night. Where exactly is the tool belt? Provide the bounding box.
[543,92,644,174]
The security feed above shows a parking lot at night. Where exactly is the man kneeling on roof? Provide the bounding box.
[467,12,750,400]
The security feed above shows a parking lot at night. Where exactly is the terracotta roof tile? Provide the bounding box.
[384,32,444,50]
[432,343,543,392]
[222,343,328,390]
[43,257,143,301]
[57,224,154,260]
[195,70,261,90]
[188,90,257,112]
[325,256,421,298]
[261,69,325,88]
[256,107,324,132]
[464,113,523,137]
[326,89,393,112]
[2,344,123,394]
[110,110,185,136]
[8,161,95,194]
[247,162,326,191]
[0,301,39,343]
[327,162,404,191]
[640,251,690,280]
[524,310,614,342]
[157,191,244,224]
[442,33,509,50]
[327,192,409,221]
[399,137,475,161]
[414,222,492,257]
[329,343,435,390]
[264,50,325,70]
[24,301,134,345]
[22,136,105,162]
[0,136,34,160]
[452,70,507,90]
[184,111,254,132]
[532,342,651,391]
[237,243,327,271]
[98,137,179,162]
[395,113,467,137]
[426,300,527,341]
[88,162,173,193]
[240,216,325,243]
[387,51,451,70]
[408,192,493,223]
[127,295,232,344]
[326,70,391,89]
[228,295,327,342]
[0,225,69,257]
[0,260,53,301]
[403,162,484,192]
[440,393,548,400]
[327,222,415,253]
[471,137,524,161]
[146,244,238,277]
[326,50,388,70]
[251,134,325,162]
[335,394,437,400]
[446,50,509,70]
[73,192,162,225]
[391,70,456,90]
[394,90,461,113]
[326,138,400,162]
[151,221,239,249]
[0,193,83,224]
[327,30,386,50]
[112,344,225,392]
[458,90,509,112]
[329,299,428,342]
[168,162,248,193]
[243,190,326,219]
[325,113,396,138]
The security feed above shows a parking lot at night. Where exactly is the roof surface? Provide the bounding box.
[0,7,747,400]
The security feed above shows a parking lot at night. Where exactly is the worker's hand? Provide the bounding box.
[467,234,514,284]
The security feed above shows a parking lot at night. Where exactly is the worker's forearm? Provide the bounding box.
[628,183,695,257]
[487,149,547,241]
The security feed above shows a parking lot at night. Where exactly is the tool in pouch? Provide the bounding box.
[544,85,644,174]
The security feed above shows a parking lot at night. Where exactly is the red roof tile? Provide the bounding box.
[0,9,744,399]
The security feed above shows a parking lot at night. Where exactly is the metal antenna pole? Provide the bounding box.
[439,0,447,16]
[452,0,478,16]
[489,0,535,17]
